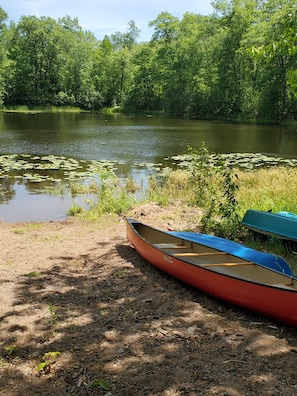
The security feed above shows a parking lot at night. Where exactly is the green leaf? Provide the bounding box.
[4,345,17,355]
[43,351,60,360]
[27,271,41,277]
[88,379,110,390]
[37,362,47,372]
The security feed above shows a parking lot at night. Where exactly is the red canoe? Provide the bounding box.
[126,218,297,328]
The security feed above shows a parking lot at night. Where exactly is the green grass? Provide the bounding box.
[2,105,81,113]
[36,140,296,270]
[236,166,297,214]
[69,163,297,226]
[57,159,297,272]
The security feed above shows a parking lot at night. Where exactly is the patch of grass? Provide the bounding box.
[12,228,25,235]
[27,271,41,277]
[67,204,84,216]
[67,150,297,234]
[26,223,43,230]
[236,166,297,214]
[2,105,81,113]
[82,169,138,219]
[12,224,43,234]
[48,303,59,328]
[146,169,192,204]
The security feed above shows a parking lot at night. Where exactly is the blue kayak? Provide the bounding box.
[170,231,295,277]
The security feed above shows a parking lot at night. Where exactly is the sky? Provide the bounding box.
[0,0,214,41]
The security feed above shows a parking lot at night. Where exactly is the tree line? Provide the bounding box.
[0,0,297,122]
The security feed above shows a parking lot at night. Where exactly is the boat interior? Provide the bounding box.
[132,222,297,291]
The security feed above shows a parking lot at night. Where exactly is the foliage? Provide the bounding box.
[88,378,110,390]
[236,166,297,213]
[37,351,61,374]
[67,204,84,216]
[0,8,10,106]
[132,143,242,238]
[0,2,297,119]
[27,271,41,277]
[83,168,138,219]
[4,345,17,357]
[185,144,241,238]
[48,303,59,327]
[42,145,297,242]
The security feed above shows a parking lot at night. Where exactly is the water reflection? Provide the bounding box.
[0,183,93,222]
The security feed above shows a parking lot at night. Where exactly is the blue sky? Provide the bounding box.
[1,0,214,41]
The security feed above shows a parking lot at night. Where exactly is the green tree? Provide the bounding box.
[149,12,179,43]
[57,16,100,109]
[110,20,140,49]
[123,43,161,110]
[177,13,221,117]
[0,7,9,106]
[242,0,297,119]
[148,12,180,113]
[7,15,100,109]
[8,16,62,105]
[210,0,259,118]
[93,21,140,107]
[145,12,221,116]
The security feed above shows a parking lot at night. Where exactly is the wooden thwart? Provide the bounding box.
[174,252,227,257]
[154,243,255,266]
[155,245,231,258]
[201,262,254,267]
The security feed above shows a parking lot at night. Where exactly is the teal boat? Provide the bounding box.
[242,209,297,242]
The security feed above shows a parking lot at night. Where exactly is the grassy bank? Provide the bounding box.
[64,146,297,269]
[2,105,82,113]
[71,154,297,233]
[237,167,297,214]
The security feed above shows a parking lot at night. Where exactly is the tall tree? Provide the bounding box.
[177,13,221,117]
[110,20,140,49]
[210,0,259,118]
[147,12,180,113]
[242,0,297,119]
[0,7,9,106]
[6,15,100,109]
[8,16,62,105]
[123,43,161,110]
[57,16,100,109]
[93,21,140,107]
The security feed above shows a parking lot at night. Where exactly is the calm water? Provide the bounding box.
[1,112,297,222]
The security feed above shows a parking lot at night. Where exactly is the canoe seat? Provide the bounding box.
[153,243,190,249]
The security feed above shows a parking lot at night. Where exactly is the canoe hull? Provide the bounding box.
[126,218,297,328]
[242,209,297,242]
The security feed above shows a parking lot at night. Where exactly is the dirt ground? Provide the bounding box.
[1,203,297,396]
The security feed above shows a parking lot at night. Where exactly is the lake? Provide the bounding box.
[1,112,297,222]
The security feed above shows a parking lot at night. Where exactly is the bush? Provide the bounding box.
[185,144,241,239]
